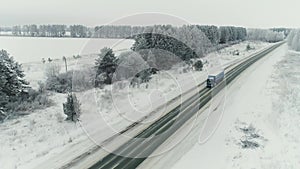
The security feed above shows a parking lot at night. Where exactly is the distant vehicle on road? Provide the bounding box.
[206,70,225,88]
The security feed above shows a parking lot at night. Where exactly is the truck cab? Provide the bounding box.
[207,75,216,88]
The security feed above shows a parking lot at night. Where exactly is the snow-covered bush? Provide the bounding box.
[63,93,81,122]
[6,88,52,114]
[246,44,252,51]
[46,71,72,93]
[44,62,61,79]
[45,69,94,93]
[193,60,203,71]
[287,29,300,51]
[116,51,148,81]
[72,68,95,91]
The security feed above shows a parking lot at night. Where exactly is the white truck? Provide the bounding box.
[206,70,225,88]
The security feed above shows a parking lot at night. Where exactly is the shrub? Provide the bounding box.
[63,93,81,122]
[38,81,46,93]
[193,60,203,71]
[44,62,61,79]
[45,69,94,93]
[2,88,52,119]
[130,68,157,88]
[72,69,95,91]
[136,68,153,83]
[73,55,81,59]
[246,44,251,51]
[246,44,255,51]
[46,72,72,93]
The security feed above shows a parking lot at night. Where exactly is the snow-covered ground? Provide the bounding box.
[0,41,271,169]
[145,43,300,169]
[0,36,134,63]
[206,41,269,68]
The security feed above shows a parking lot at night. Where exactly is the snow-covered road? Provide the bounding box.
[139,44,300,169]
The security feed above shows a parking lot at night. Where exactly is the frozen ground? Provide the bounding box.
[0,41,271,169]
[163,44,300,169]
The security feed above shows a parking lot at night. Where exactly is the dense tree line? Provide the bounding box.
[131,25,210,61]
[271,28,291,37]
[247,29,285,43]
[219,26,247,44]
[3,24,247,41]
[131,25,247,60]
[70,25,92,38]
[93,25,247,44]
[9,24,91,38]
[196,25,220,44]
[12,25,67,37]
[2,25,288,45]
[93,25,142,38]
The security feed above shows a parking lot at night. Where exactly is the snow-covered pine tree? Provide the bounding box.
[63,93,81,122]
[0,49,28,105]
[95,47,118,86]
[0,50,29,120]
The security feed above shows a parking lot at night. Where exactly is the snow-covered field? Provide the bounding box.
[0,36,134,63]
[0,40,272,169]
[153,44,300,169]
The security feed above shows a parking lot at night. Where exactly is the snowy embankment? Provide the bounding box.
[161,44,300,169]
[0,41,271,169]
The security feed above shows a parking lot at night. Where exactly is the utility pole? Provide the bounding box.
[63,56,67,72]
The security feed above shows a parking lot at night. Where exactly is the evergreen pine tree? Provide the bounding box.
[63,93,81,122]
[0,50,28,101]
[0,50,29,120]
[95,47,118,86]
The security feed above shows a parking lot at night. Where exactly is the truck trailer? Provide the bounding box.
[206,70,225,88]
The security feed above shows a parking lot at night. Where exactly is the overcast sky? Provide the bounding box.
[0,0,299,28]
